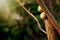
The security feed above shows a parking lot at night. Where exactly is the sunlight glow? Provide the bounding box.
[0,0,19,20]
[0,0,11,19]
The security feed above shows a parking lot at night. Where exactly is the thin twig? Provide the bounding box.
[17,0,46,34]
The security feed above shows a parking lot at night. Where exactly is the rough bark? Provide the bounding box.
[37,0,60,40]
[45,0,60,34]
[44,0,54,15]
[44,19,59,40]
[37,0,60,34]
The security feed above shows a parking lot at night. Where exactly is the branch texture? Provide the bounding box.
[17,0,46,34]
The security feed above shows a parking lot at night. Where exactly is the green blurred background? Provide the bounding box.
[0,0,60,40]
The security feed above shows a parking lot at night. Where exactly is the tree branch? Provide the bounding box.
[37,0,60,34]
[17,0,46,34]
